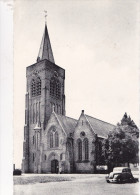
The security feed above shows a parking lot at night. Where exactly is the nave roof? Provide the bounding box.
[53,111,115,138]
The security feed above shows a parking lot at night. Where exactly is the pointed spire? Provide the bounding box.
[37,24,55,63]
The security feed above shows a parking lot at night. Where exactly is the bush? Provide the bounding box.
[13,169,22,176]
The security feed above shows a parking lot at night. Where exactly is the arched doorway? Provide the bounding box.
[51,159,59,173]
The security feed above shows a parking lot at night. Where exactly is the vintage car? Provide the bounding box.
[105,167,137,183]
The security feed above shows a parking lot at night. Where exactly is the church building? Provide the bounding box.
[22,22,115,174]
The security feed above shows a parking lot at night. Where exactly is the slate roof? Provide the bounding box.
[54,112,115,138]
[55,114,77,135]
[37,24,55,63]
[85,114,115,138]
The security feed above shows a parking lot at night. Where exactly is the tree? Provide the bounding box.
[120,113,139,138]
[103,125,139,168]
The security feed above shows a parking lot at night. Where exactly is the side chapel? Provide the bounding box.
[22,22,115,174]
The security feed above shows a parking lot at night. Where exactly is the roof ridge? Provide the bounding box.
[85,114,115,127]
[84,114,96,135]
[55,113,77,122]
[53,112,67,135]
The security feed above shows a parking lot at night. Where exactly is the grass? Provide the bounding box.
[13,175,74,185]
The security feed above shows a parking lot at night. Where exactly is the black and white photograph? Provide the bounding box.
[0,0,139,195]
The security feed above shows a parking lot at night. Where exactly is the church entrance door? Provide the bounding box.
[51,159,59,173]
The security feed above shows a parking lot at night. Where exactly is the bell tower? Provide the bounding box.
[22,22,66,173]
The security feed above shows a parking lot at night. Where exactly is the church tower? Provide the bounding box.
[22,23,66,173]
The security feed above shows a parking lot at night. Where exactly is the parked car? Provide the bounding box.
[13,169,22,176]
[105,167,138,183]
[96,165,108,174]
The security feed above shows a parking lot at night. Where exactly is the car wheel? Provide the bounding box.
[117,178,122,184]
[132,179,136,183]
[128,178,133,183]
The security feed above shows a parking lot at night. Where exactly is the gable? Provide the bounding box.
[45,112,66,136]
[56,114,77,135]
[74,113,95,140]
[74,113,95,135]
[46,112,77,136]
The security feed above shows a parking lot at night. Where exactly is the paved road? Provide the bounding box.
[14,174,139,195]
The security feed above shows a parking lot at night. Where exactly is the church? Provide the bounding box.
[22,22,115,174]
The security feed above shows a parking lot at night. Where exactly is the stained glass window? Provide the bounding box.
[55,131,59,147]
[50,132,53,148]
[84,138,89,160]
[77,139,82,161]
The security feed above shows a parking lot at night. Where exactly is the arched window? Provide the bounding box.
[55,131,59,147]
[50,132,53,148]
[84,138,89,160]
[77,139,82,161]
[44,154,47,161]
[56,81,60,98]
[31,79,36,97]
[31,77,41,97]
[50,79,55,96]
[50,77,61,99]
[36,77,41,95]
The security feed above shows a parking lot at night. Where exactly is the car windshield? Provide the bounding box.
[113,168,122,172]
[113,167,131,173]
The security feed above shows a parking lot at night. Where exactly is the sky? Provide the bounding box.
[13,0,140,168]
[0,1,13,194]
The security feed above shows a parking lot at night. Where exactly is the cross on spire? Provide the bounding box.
[37,14,55,64]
